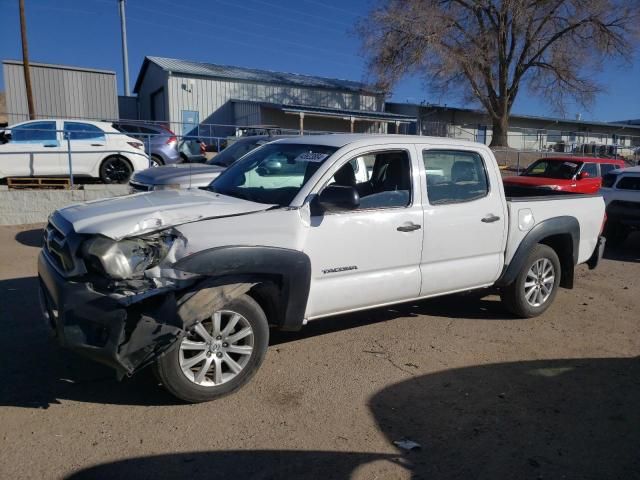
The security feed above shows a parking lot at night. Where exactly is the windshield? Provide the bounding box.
[209,143,338,205]
[207,139,261,167]
[522,159,581,179]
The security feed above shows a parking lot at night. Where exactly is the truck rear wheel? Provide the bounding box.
[501,244,561,318]
[154,294,269,403]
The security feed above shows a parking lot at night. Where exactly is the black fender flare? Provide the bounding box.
[496,216,580,289]
[173,246,311,331]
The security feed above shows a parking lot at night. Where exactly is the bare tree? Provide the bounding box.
[359,0,639,146]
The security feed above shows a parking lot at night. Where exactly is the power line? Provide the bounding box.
[247,0,354,29]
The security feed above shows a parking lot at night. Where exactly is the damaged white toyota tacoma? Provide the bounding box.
[39,134,606,402]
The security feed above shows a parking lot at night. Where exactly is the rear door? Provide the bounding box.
[62,122,108,175]
[419,146,507,296]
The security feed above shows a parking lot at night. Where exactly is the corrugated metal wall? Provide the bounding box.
[165,74,384,134]
[3,61,118,125]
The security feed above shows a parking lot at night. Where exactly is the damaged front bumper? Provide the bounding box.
[38,251,185,377]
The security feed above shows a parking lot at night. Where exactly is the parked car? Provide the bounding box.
[503,156,626,194]
[0,119,149,183]
[112,122,181,166]
[129,135,291,192]
[39,134,606,402]
[600,166,640,244]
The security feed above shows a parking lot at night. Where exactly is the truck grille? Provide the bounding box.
[44,221,75,272]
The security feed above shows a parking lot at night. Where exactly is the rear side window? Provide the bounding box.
[617,176,640,191]
[423,150,489,204]
[11,121,57,142]
[601,173,618,188]
[63,122,105,141]
[600,164,619,176]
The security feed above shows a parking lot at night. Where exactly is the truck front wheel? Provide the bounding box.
[154,294,269,403]
[501,244,561,318]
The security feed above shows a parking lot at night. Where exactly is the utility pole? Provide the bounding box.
[118,0,131,96]
[18,0,35,119]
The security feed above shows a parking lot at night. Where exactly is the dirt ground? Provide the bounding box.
[0,224,639,480]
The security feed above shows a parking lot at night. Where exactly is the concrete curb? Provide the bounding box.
[0,185,130,225]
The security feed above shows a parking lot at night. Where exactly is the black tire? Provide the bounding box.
[154,294,269,403]
[179,153,189,163]
[151,154,164,167]
[501,244,561,318]
[603,220,629,247]
[99,156,133,184]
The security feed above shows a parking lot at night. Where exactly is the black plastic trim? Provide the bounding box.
[496,216,580,288]
[173,246,311,330]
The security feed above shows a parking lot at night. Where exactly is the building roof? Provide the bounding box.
[232,100,416,123]
[2,59,115,75]
[134,56,384,95]
[387,102,640,132]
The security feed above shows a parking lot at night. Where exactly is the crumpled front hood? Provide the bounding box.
[132,164,226,186]
[58,189,273,240]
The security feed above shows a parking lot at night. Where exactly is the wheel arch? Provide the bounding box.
[99,154,134,181]
[497,216,579,289]
[173,246,311,331]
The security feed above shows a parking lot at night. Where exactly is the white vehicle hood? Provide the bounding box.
[58,188,274,240]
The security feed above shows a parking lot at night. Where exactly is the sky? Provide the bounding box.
[0,0,639,122]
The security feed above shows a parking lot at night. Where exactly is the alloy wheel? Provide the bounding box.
[524,258,555,307]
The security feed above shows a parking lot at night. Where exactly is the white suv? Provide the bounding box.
[601,166,640,244]
[0,119,151,183]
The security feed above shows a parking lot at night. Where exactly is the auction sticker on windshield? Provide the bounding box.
[295,152,329,163]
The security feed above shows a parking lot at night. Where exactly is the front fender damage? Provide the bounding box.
[95,281,254,378]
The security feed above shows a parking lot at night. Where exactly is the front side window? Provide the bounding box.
[328,150,411,210]
[63,122,105,141]
[423,150,489,204]
[11,121,57,143]
[522,159,580,179]
[209,143,338,206]
[581,163,598,177]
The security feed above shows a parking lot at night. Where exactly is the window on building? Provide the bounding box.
[63,122,106,141]
[423,150,489,204]
[11,121,57,143]
[546,130,562,142]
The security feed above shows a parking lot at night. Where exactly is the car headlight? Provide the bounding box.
[153,183,182,191]
[81,231,176,279]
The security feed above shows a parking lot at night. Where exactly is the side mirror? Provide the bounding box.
[314,185,360,213]
[578,171,590,180]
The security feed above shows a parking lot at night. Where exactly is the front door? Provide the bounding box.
[1,121,61,177]
[303,147,424,319]
[420,147,507,296]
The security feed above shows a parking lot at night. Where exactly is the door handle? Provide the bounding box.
[481,214,501,223]
[397,222,421,232]
[91,144,104,147]
[44,144,57,148]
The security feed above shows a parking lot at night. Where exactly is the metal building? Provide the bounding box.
[2,60,119,125]
[133,56,414,136]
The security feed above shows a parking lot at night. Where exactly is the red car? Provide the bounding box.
[503,157,626,194]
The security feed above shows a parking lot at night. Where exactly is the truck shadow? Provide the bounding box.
[0,276,515,408]
[64,357,640,479]
[14,227,44,248]
[603,231,640,263]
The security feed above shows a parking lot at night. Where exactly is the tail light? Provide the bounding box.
[166,135,177,145]
[200,142,207,154]
[127,141,144,150]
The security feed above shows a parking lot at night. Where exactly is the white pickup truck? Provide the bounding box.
[38,135,606,402]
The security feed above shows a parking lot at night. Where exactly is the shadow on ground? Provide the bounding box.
[14,227,44,248]
[603,231,640,263]
[0,275,513,408]
[65,357,640,479]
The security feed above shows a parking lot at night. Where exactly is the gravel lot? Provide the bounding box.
[1,224,638,480]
